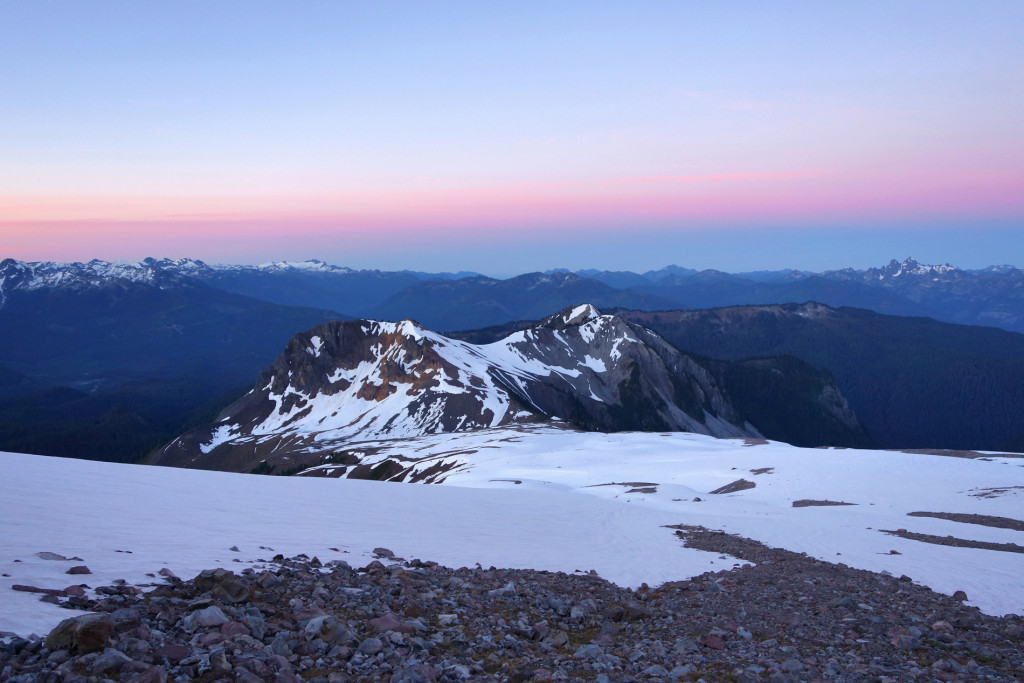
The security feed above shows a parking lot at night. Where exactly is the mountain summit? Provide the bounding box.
[152,305,868,473]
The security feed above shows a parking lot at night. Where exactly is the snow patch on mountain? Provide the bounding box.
[251,259,357,274]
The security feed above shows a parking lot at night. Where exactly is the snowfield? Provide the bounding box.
[3,427,1024,638]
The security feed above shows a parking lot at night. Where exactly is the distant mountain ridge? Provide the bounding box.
[0,257,208,306]
[5,255,1021,333]
[152,304,869,473]
[616,302,1024,451]
[558,257,1024,333]
[368,271,675,331]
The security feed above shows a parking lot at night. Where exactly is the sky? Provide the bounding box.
[1,1,1022,275]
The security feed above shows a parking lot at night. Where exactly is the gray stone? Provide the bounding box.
[781,658,805,673]
[89,647,131,675]
[670,664,697,679]
[189,605,230,628]
[674,638,699,653]
[391,663,436,682]
[123,666,169,683]
[358,637,383,655]
[36,552,69,561]
[574,643,603,659]
[269,635,292,656]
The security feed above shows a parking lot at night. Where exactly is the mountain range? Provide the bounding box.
[570,258,1024,333]
[5,255,1021,333]
[2,255,1023,461]
[150,304,868,474]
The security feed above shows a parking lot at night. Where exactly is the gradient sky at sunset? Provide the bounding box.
[2,2,1022,274]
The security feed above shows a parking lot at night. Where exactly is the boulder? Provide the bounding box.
[89,647,131,675]
[192,568,250,603]
[44,613,114,654]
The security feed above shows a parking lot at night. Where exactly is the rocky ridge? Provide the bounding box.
[2,530,1022,682]
[150,305,868,473]
[0,258,210,304]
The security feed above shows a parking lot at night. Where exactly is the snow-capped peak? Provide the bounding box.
[253,259,355,274]
[560,303,602,326]
[157,310,761,469]
[880,257,956,279]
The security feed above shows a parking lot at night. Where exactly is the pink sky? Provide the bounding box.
[1,3,1021,272]
[3,163,1021,264]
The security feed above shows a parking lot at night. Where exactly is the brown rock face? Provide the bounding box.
[44,613,114,654]
[192,568,251,604]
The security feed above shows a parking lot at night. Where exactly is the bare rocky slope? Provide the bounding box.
[2,529,1021,682]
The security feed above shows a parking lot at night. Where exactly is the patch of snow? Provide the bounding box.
[199,425,237,454]
[307,335,324,357]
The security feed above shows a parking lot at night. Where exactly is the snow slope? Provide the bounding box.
[3,429,1023,638]
[297,427,1024,618]
[0,448,737,638]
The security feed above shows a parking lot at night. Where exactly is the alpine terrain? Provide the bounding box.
[151,305,868,474]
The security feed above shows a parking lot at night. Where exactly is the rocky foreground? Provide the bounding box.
[1,528,1022,682]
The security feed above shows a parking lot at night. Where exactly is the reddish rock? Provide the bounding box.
[199,631,225,646]
[124,666,168,683]
[12,584,66,597]
[622,601,651,622]
[221,620,250,637]
[66,565,92,575]
[192,568,250,603]
[368,612,417,634]
[153,643,189,662]
[702,634,726,650]
[44,613,114,654]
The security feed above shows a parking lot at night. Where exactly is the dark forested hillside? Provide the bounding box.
[368,272,673,331]
[616,304,1024,450]
[0,280,347,462]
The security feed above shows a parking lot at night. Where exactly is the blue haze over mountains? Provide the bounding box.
[1,256,1023,463]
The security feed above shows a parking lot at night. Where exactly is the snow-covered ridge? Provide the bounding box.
[0,257,211,301]
[157,305,762,469]
[251,259,356,274]
[878,257,956,280]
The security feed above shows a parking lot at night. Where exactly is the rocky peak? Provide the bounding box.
[875,257,956,280]
[155,309,771,470]
[542,303,603,329]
